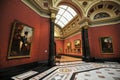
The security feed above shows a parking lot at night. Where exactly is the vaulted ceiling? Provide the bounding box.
[55,5,77,28]
[21,0,120,38]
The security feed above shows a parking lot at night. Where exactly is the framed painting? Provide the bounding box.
[67,42,71,49]
[100,37,113,53]
[74,39,80,48]
[8,20,34,59]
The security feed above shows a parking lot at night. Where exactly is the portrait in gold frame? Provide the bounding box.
[67,42,71,49]
[74,39,80,48]
[8,20,34,59]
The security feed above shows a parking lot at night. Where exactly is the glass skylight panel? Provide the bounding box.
[57,21,64,27]
[60,17,68,24]
[55,5,77,28]
[67,7,77,16]
[63,11,73,20]
[59,20,68,26]
[57,8,65,15]
[56,14,61,20]
[59,20,65,25]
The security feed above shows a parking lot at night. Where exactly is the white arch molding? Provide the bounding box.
[86,0,120,17]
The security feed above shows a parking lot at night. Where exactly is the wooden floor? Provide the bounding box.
[56,55,82,62]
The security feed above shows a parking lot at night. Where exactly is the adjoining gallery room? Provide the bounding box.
[0,0,120,80]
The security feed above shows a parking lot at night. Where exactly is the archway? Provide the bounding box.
[54,1,84,64]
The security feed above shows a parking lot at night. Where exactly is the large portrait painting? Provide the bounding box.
[74,39,80,48]
[100,37,113,53]
[8,20,34,59]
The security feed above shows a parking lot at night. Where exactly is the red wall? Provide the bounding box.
[64,33,82,56]
[55,39,64,54]
[88,23,120,59]
[0,0,50,68]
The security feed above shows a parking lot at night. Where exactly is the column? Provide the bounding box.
[48,13,56,66]
[81,26,91,61]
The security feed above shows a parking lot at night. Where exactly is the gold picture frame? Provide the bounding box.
[8,20,34,59]
[100,37,113,54]
[67,42,71,49]
[74,39,81,48]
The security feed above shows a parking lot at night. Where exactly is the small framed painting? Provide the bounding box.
[74,39,80,48]
[100,37,113,53]
[8,20,34,59]
[67,42,71,49]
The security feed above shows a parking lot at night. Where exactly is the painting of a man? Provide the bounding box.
[21,31,30,55]
[8,21,34,59]
[11,24,23,55]
[100,37,113,53]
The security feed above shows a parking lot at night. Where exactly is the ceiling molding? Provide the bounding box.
[64,31,81,39]
[79,16,120,27]
[21,0,50,18]
[89,16,120,27]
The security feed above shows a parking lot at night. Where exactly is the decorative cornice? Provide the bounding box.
[79,16,120,27]
[49,7,59,22]
[63,28,81,39]
[64,31,81,39]
[90,16,120,27]
[34,0,50,12]
[55,31,81,40]
[79,17,90,28]
[49,7,58,13]
[21,0,50,18]
[55,37,64,40]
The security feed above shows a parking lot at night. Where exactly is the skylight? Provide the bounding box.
[55,5,77,28]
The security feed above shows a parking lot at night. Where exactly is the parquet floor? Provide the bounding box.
[55,55,82,62]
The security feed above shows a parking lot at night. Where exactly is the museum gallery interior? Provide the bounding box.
[0,0,120,80]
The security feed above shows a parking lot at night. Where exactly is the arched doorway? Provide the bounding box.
[54,3,83,64]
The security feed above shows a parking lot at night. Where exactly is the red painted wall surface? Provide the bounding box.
[88,23,120,59]
[64,33,82,56]
[0,0,50,68]
[55,39,64,54]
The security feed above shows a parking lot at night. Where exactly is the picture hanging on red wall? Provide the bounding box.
[8,20,34,59]
[100,37,113,53]
[67,42,71,49]
[74,39,81,48]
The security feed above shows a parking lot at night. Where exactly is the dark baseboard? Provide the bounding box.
[94,57,120,63]
[0,61,48,80]
[82,57,95,62]
[82,57,120,63]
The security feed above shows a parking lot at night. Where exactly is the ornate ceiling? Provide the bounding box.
[21,0,120,39]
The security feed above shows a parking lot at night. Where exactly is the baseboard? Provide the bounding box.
[94,57,120,63]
